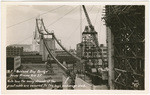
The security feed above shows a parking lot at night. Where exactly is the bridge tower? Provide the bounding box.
[35,18,56,61]
[39,37,55,61]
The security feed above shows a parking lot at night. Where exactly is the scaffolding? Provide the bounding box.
[104,5,145,90]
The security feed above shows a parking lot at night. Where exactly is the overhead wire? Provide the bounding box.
[7,5,65,29]
[43,38,68,71]
[37,18,82,61]
[11,6,66,44]
[12,6,78,46]
[64,5,94,43]
[15,34,33,45]
[12,5,94,48]
[94,6,101,26]
[36,18,70,70]
[47,6,79,28]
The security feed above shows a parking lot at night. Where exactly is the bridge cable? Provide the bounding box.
[47,6,79,28]
[44,6,94,62]
[94,6,101,26]
[36,18,68,71]
[64,5,94,44]
[7,5,65,29]
[15,34,33,45]
[43,38,68,71]
[40,18,82,61]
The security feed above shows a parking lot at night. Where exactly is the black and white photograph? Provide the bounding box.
[1,2,149,94]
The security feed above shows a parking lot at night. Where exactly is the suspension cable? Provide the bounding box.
[94,6,101,26]
[63,5,95,45]
[40,18,82,62]
[47,6,79,28]
[36,18,68,71]
[43,38,68,71]
[7,5,65,29]
[52,34,82,61]
[15,34,33,45]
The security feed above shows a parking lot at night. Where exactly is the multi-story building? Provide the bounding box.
[76,26,101,67]
[55,50,70,57]
[99,44,108,67]
[55,49,76,64]
[76,37,108,67]
[7,45,43,64]
[76,26,108,85]
[6,44,33,56]
[23,51,39,55]
[76,43,82,57]
[21,55,42,63]
[7,56,21,70]
[6,46,23,56]
[21,51,42,63]
[9,44,32,51]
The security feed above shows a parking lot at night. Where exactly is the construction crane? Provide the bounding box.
[34,6,108,86]
[82,5,94,31]
[82,5,106,68]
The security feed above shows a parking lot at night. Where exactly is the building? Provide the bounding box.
[76,26,101,66]
[69,49,76,55]
[75,26,109,85]
[55,50,70,57]
[6,46,23,56]
[76,43,82,57]
[6,44,34,56]
[7,56,21,70]
[55,49,76,64]
[81,26,100,61]
[20,51,42,64]
[21,55,42,63]
[23,51,39,55]
[99,44,108,67]
[76,36,108,67]
[9,44,32,51]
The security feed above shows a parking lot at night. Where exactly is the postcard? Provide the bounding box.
[1,1,149,95]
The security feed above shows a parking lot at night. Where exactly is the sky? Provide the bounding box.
[6,5,106,49]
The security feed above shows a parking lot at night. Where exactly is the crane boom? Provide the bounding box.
[82,5,106,68]
[82,5,94,31]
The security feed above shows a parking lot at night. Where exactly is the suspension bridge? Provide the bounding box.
[32,5,108,89]
[6,5,145,90]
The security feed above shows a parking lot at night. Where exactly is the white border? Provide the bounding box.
[1,1,150,94]
[1,0,149,2]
